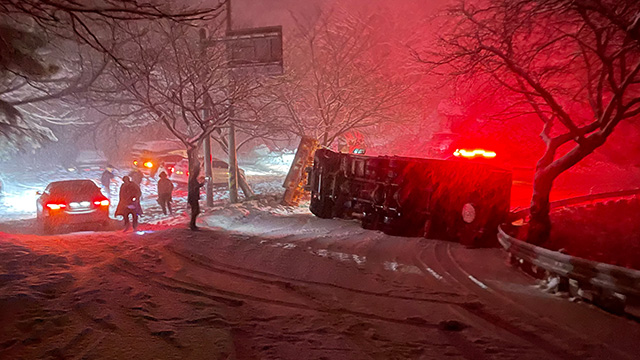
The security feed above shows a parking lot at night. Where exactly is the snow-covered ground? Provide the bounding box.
[2,157,640,359]
[0,157,289,224]
[2,194,640,359]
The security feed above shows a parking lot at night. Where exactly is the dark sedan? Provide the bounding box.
[36,180,110,233]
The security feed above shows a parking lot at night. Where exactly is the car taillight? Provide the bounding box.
[46,203,66,210]
[144,161,153,168]
[94,200,109,206]
[453,149,497,158]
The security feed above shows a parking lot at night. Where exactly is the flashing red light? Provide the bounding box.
[94,200,109,206]
[170,167,175,173]
[46,203,66,210]
[453,149,497,158]
[143,161,153,168]
[133,160,138,166]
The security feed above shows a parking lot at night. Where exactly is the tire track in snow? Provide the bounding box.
[165,244,463,306]
[111,257,448,330]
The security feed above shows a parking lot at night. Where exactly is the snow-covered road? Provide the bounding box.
[1,199,638,359]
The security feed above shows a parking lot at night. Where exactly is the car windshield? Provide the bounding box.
[48,181,99,196]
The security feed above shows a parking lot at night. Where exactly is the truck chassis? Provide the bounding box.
[308,149,512,247]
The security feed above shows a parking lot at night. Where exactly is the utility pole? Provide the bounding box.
[226,0,239,203]
[199,28,214,207]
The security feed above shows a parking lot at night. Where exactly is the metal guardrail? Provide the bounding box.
[498,227,640,299]
[500,188,640,311]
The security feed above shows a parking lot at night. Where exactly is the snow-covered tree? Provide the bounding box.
[90,17,261,202]
[261,7,425,148]
[0,0,221,157]
[421,0,640,244]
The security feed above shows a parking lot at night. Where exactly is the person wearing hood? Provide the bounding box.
[115,176,143,231]
[187,163,205,230]
[157,171,174,215]
[101,165,115,199]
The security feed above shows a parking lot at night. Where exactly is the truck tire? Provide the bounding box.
[361,208,380,230]
[310,196,334,219]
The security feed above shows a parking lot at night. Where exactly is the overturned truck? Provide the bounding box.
[308,149,512,247]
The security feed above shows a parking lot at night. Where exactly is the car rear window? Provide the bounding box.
[49,181,99,195]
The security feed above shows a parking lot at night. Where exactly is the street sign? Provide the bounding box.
[225,26,283,75]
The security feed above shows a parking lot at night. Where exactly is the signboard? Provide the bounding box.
[225,26,283,75]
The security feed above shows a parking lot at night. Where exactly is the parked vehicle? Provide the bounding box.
[71,150,109,172]
[36,180,110,233]
[131,140,186,176]
[170,158,245,185]
[307,149,512,247]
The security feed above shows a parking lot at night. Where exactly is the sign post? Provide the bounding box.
[200,0,283,204]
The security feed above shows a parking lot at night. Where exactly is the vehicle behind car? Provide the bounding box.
[131,141,186,176]
[72,150,109,172]
[170,158,244,185]
[36,179,110,233]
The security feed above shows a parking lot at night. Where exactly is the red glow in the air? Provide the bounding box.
[453,149,497,158]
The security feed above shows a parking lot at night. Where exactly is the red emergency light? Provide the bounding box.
[453,149,497,158]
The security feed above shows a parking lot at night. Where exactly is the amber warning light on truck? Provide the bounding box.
[453,149,497,158]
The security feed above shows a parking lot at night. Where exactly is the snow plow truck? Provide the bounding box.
[308,148,512,247]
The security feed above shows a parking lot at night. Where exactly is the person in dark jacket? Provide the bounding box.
[101,165,115,199]
[188,163,205,230]
[128,168,144,188]
[157,171,174,215]
[115,176,143,231]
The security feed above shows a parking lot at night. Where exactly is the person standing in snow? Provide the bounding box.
[157,171,174,215]
[101,165,115,199]
[155,162,167,180]
[115,176,143,231]
[188,163,205,230]
[129,168,144,188]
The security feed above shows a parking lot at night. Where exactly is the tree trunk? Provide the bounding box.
[187,146,199,204]
[527,169,554,245]
[526,135,604,245]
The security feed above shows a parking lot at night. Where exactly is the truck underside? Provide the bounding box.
[308,149,512,247]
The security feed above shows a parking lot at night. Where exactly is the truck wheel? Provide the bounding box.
[311,197,335,219]
[361,209,380,230]
[381,215,405,236]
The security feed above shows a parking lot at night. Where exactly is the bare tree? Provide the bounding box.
[91,18,257,201]
[420,0,640,244]
[0,0,223,156]
[262,7,424,148]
